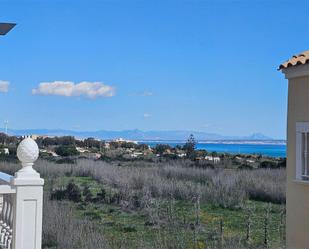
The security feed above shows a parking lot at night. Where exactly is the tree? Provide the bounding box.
[183,134,196,159]
[154,144,172,155]
[136,143,149,151]
[84,137,101,149]
[211,151,218,157]
[120,142,137,149]
[195,149,207,157]
[59,136,76,146]
[55,145,79,157]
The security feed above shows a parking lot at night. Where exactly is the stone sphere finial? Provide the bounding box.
[17,137,39,165]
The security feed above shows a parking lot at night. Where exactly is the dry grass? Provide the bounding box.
[0,159,286,248]
[0,159,285,208]
[42,197,107,249]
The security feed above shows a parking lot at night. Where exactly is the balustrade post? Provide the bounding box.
[10,137,44,249]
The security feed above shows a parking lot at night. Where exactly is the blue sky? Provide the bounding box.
[0,0,307,139]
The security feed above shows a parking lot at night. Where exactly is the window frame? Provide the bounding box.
[296,122,309,180]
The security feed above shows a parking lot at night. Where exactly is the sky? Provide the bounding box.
[0,0,307,139]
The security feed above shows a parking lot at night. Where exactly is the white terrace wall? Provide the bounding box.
[10,138,44,249]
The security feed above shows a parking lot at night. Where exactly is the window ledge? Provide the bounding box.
[293,180,309,185]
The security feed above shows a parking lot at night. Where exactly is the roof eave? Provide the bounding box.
[0,23,16,36]
[281,63,309,79]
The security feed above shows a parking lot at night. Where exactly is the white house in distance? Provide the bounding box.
[205,155,220,164]
[279,50,309,248]
[0,148,9,155]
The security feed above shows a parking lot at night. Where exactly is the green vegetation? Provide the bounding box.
[55,145,80,157]
[6,156,283,249]
[43,174,285,249]
[0,134,286,248]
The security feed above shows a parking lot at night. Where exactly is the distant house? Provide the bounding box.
[30,134,51,140]
[205,155,220,163]
[76,147,89,153]
[104,142,110,149]
[114,138,138,144]
[84,152,101,160]
[0,148,9,155]
[39,149,59,157]
[279,50,309,248]
[131,152,143,158]
[245,159,255,164]
[177,153,186,158]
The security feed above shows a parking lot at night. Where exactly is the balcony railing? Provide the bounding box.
[0,177,14,249]
[0,138,44,249]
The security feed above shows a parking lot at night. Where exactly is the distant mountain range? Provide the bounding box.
[0,128,280,141]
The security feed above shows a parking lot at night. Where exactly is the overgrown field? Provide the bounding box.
[0,159,286,249]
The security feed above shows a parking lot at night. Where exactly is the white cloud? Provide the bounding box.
[32,81,116,98]
[0,81,9,93]
[143,113,152,118]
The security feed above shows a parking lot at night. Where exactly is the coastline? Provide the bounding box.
[138,140,286,158]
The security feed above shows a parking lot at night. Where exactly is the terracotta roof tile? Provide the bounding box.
[279,50,309,70]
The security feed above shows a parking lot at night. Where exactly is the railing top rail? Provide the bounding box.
[0,172,13,184]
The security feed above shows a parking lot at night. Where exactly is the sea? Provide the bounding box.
[139,140,286,158]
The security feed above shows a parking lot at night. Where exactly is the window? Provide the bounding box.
[296,123,309,180]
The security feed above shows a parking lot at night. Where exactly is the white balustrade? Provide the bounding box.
[0,137,44,249]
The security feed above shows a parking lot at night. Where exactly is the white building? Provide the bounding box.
[114,138,138,144]
[205,155,220,163]
[1,148,9,155]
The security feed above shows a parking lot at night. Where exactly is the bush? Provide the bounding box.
[278,158,286,168]
[154,144,172,155]
[259,160,278,169]
[95,188,106,202]
[66,182,82,202]
[55,145,80,157]
[121,225,137,233]
[163,153,178,160]
[238,164,254,170]
[83,186,93,202]
[50,188,67,201]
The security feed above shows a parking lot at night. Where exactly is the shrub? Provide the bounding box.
[84,210,101,220]
[55,145,80,157]
[238,164,254,170]
[83,186,93,202]
[154,144,172,155]
[51,188,67,201]
[163,153,178,160]
[66,182,82,202]
[259,160,278,169]
[96,188,106,202]
[121,225,137,233]
[278,158,286,168]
